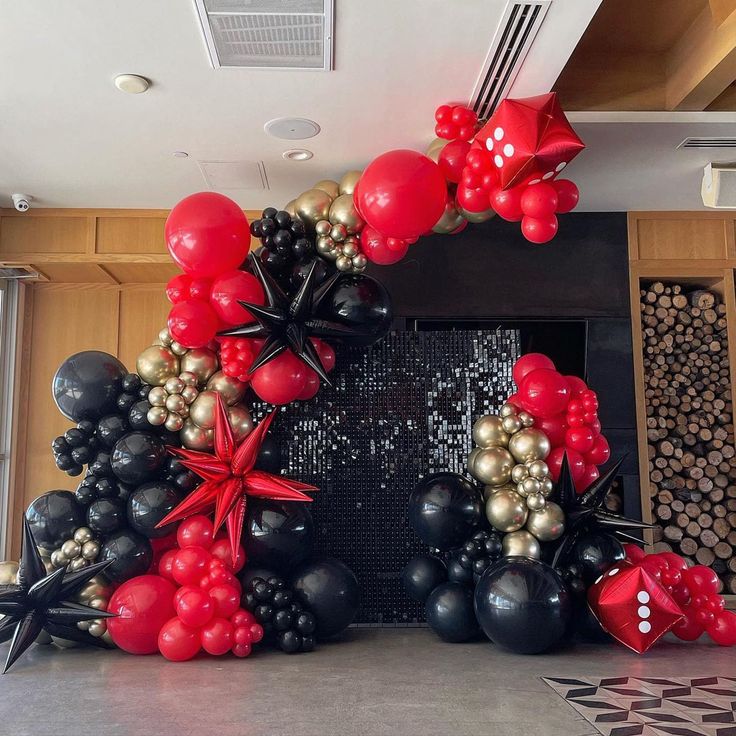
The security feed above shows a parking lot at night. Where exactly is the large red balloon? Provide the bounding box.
[683,565,720,596]
[512,353,555,387]
[520,183,558,218]
[165,192,250,278]
[250,350,307,405]
[361,226,408,265]
[585,435,611,465]
[521,214,558,244]
[210,270,265,326]
[438,140,471,183]
[107,575,177,654]
[564,374,588,397]
[490,186,523,221]
[536,414,568,447]
[707,611,736,646]
[519,368,570,418]
[158,617,201,661]
[168,299,219,349]
[356,150,447,239]
[565,426,595,454]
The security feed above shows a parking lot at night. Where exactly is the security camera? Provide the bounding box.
[11,193,32,212]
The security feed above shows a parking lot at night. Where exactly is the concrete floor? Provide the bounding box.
[0,629,732,736]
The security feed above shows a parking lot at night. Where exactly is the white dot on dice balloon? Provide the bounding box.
[608,568,619,576]
[542,171,554,180]
[556,161,567,172]
[486,138,494,151]
[638,621,651,634]
[494,127,504,140]
[503,143,514,157]
[638,606,651,618]
[494,155,504,168]
[594,574,603,585]
[637,591,650,604]
[529,178,541,185]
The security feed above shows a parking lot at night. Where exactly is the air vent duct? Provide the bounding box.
[194,0,333,70]
[470,1,550,120]
[0,267,40,280]
[680,137,736,149]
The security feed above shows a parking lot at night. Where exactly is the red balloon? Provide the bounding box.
[512,353,556,387]
[707,611,736,646]
[585,435,610,466]
[578,463,600,490]
[168,299,219,349]
[553,179,580,213]
[683,565,720,596]
[210,538,246,572]
[547,447,585,483]
[490,186,523,221]
[210,270,265,326]
[536,414,568,447]
[659,552,688,571]
[520,183,558,218]
[314,339,336,372]
[356,150,447,240]
[250,350,307,405]
[166,274,192,304]
[672,606,704,641]
[188,278,212,302]
[456,184,489,213]
[165,192,250,278]
[158,549,178,582]
[176,586,215,628]
[623,543,646,563]
[177,515,214,549]
[296,368,321,401]
[107,575,177,654]
[564,375,588,397]
[200,617,234,656]
[361,225,408,265]
[209,584,241,618]
[172,546,212,586]
[519,368,570,418]
[158,617,202,661]
[438,140,471,183]
[521,214,558,244]
[566,426,595,454]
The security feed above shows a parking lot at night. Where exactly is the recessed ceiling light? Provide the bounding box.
[265,117,320,140]
[114,74,151,94]
[173,151,189,158]
[282,149,314,161]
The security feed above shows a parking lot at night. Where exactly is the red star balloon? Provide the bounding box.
[156,394,316,561]
[475,92,585,190]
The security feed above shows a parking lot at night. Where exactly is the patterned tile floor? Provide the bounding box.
[544,676,736,736]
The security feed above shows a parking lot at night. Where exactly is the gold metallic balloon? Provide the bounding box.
[313,179,339,199]
[525,492,546,511]
[136,345,179,386]
[165,413,184,432]
[295,188,333,229]
[315,219,332,237]
[158,328,173,346]
[467,447,481,475]
[0,560,18,585]
[511,464,529,484]
[180,371,198,387]
[432,202,466,235]
[486,488,528,532]
[180,418,214,450]
[148,387,167,407]
[353,253,367,271]
[180,348,219,385]
[483,482,515,503]
[61,540,81,558]
[206,371,246,406]
[166,394,186,414]
[520,477,541,496]
[526,502,565,541]
[284,199,297,217]
[330,223,348,242]
[425,137,446,163]
[73,527,93,545]
[472,447,514,486]
[540,477,554,497]
[458,206,495,224]
[338,170,362,196]
[50,550,67,568]
[88,621,107,638]
[519,411,535,427]
[329,194,364,234]
[502,530,541,559]
[228,404,254,442]
[499,403,517,417]
[336,255,352,272]
[81,540,100,560]
[147,406,167,426]
[472,415,509,449]
[501,415,522,434]
[68,557,87,572]
[508,428,551,463]
[342,241,359,258]
[189,390,218,429]
[78,576,112,602]
[181,386,198,405]
[527,459,549,479]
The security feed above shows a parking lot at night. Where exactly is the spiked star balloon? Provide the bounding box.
[156,393,316,561]
[0,518,114,673]
[219,253,362,385]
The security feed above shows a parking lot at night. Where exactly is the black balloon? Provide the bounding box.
[566,531,625,587]
[96,414,129,448]
[239,562,278,591]
[128,399,154,430]
[320,274,393,347]
[25,491,85,551]
[99,529,152,584]
[52,351,127,421]
[245,500,314,571]
[127,481,181,538]
[402,555,447,604]
[573,602,612,642]
[110,431,166,485]
[426,582,480,643]
[254,433,281,474]
[408,473,483,550]
[446,556,474,586]
[291,258,331,290]
[291,556,360,639]
[474,558,572,654]
[86,497,126,535]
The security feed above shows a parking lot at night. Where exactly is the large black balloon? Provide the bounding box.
[567,531,625,586]
[320,274,393,347]
[25,491,85,551]
[245,500,314,571]
[402,555,447,604]
[52,351,127,421]
[254,433,281,474]
[127,481,181,538]
[426,582,480,643]
[110,431,166,485]
[86,497,126,535]
[291,556,360,639]
[96,414,129,448]
[474,558,572,654]
[407,473,482,550]
[99,529,152,583]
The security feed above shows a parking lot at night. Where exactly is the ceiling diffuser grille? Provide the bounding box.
[470,1,550,120]
[194,0,333,70]
[679,137,736,149]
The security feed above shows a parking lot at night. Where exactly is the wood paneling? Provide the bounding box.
[102,262,181,284]
[118,286,171,369]
[32,263,117,284]
[0,216,91,255]
[96,216,167,255]
[635,218,730,260]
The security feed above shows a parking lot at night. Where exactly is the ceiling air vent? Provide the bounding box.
[0,267,40,280]
[679,137,736,149]
[470,1,550,120]
[194,0,333,70]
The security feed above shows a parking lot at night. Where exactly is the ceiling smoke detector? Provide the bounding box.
[282,149,313,161]
[265,117,320,140]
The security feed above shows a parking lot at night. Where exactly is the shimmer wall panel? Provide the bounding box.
[267,329,520,625]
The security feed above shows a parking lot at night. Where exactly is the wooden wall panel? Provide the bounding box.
[32,263,116,283]
[0,216,91,255]
[118,286,171,370]
[96,217,167,255]
[635,218,730,260]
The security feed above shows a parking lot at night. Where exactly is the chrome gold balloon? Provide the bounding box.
[136,345,179,386]
[485,488,528,532]
[73,527,93,545]
[284,199,297,217]
[180,418,214,451]
[527,459,549,479]
[329,194,364,234]
[227,404,254,442]
[206,370,247,406]
[525,502,565,541]
[432,202,465,235]
[425,137,446,163]
[146,406,167,426]
[511,464,529,484]
[338,170,362,196]
[499,403,517,417]
[189,390,218,429]
[502,530,541,559]
[467,447,481,475]
[472,415,509,449]
[501,414,522,434]
[295,188,333,229]
[313,179,340,199]
[525,492,546,511]
[508,428,551,463]
[458,206,495,224]
[180,348,219,385]
[472,447,514,486]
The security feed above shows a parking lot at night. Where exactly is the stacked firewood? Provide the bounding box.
[641,281,736,594]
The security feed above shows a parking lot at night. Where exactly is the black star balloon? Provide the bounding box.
[220,254,365,385]
[0,518,115,673]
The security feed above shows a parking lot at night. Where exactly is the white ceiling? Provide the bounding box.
[3,0,732,213]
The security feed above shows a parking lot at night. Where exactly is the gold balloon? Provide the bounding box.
[329,194,364,234]
[432,202,466,235]
[136,345,179,386]
[467,447,481,475]
[207,371,247,406]
[68,557,87,572]
[78,576,112,602]
[338,170,362,196]
[519,411,535,427]
[520,477,541,496]
[330,223,348,242]
[81,540,100,560]
[483,482,515,503]
[180,348,219,385]
[486,488,527,532]
[472,415,509,449]
[336,255,352,272]
[284,199,297,217]
[228,404,254,442]
[315,219,332,237]
[165,413,184,432]
[501,415,522,434]
[499,403,517,417]
[458,206,495,224]
[0,560,18,585]
[508,428,551,463]
[502,530,541,559]
[73,527,93,544]
[61,540,81,558]
[189,390,218,429]
[171,341,188,356]
[295,188,333,229]
[540,477,554,497]
[527,459,549,479]
[425,137,446,163]
[525,492,546,511]
[147,406,167,426]
[511,464,529,484]
[472,447,514,486]
[525,502,565,541]
[313,179,340,199]
[180,418,214,450]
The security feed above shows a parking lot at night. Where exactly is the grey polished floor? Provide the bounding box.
[1,629,733,736]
